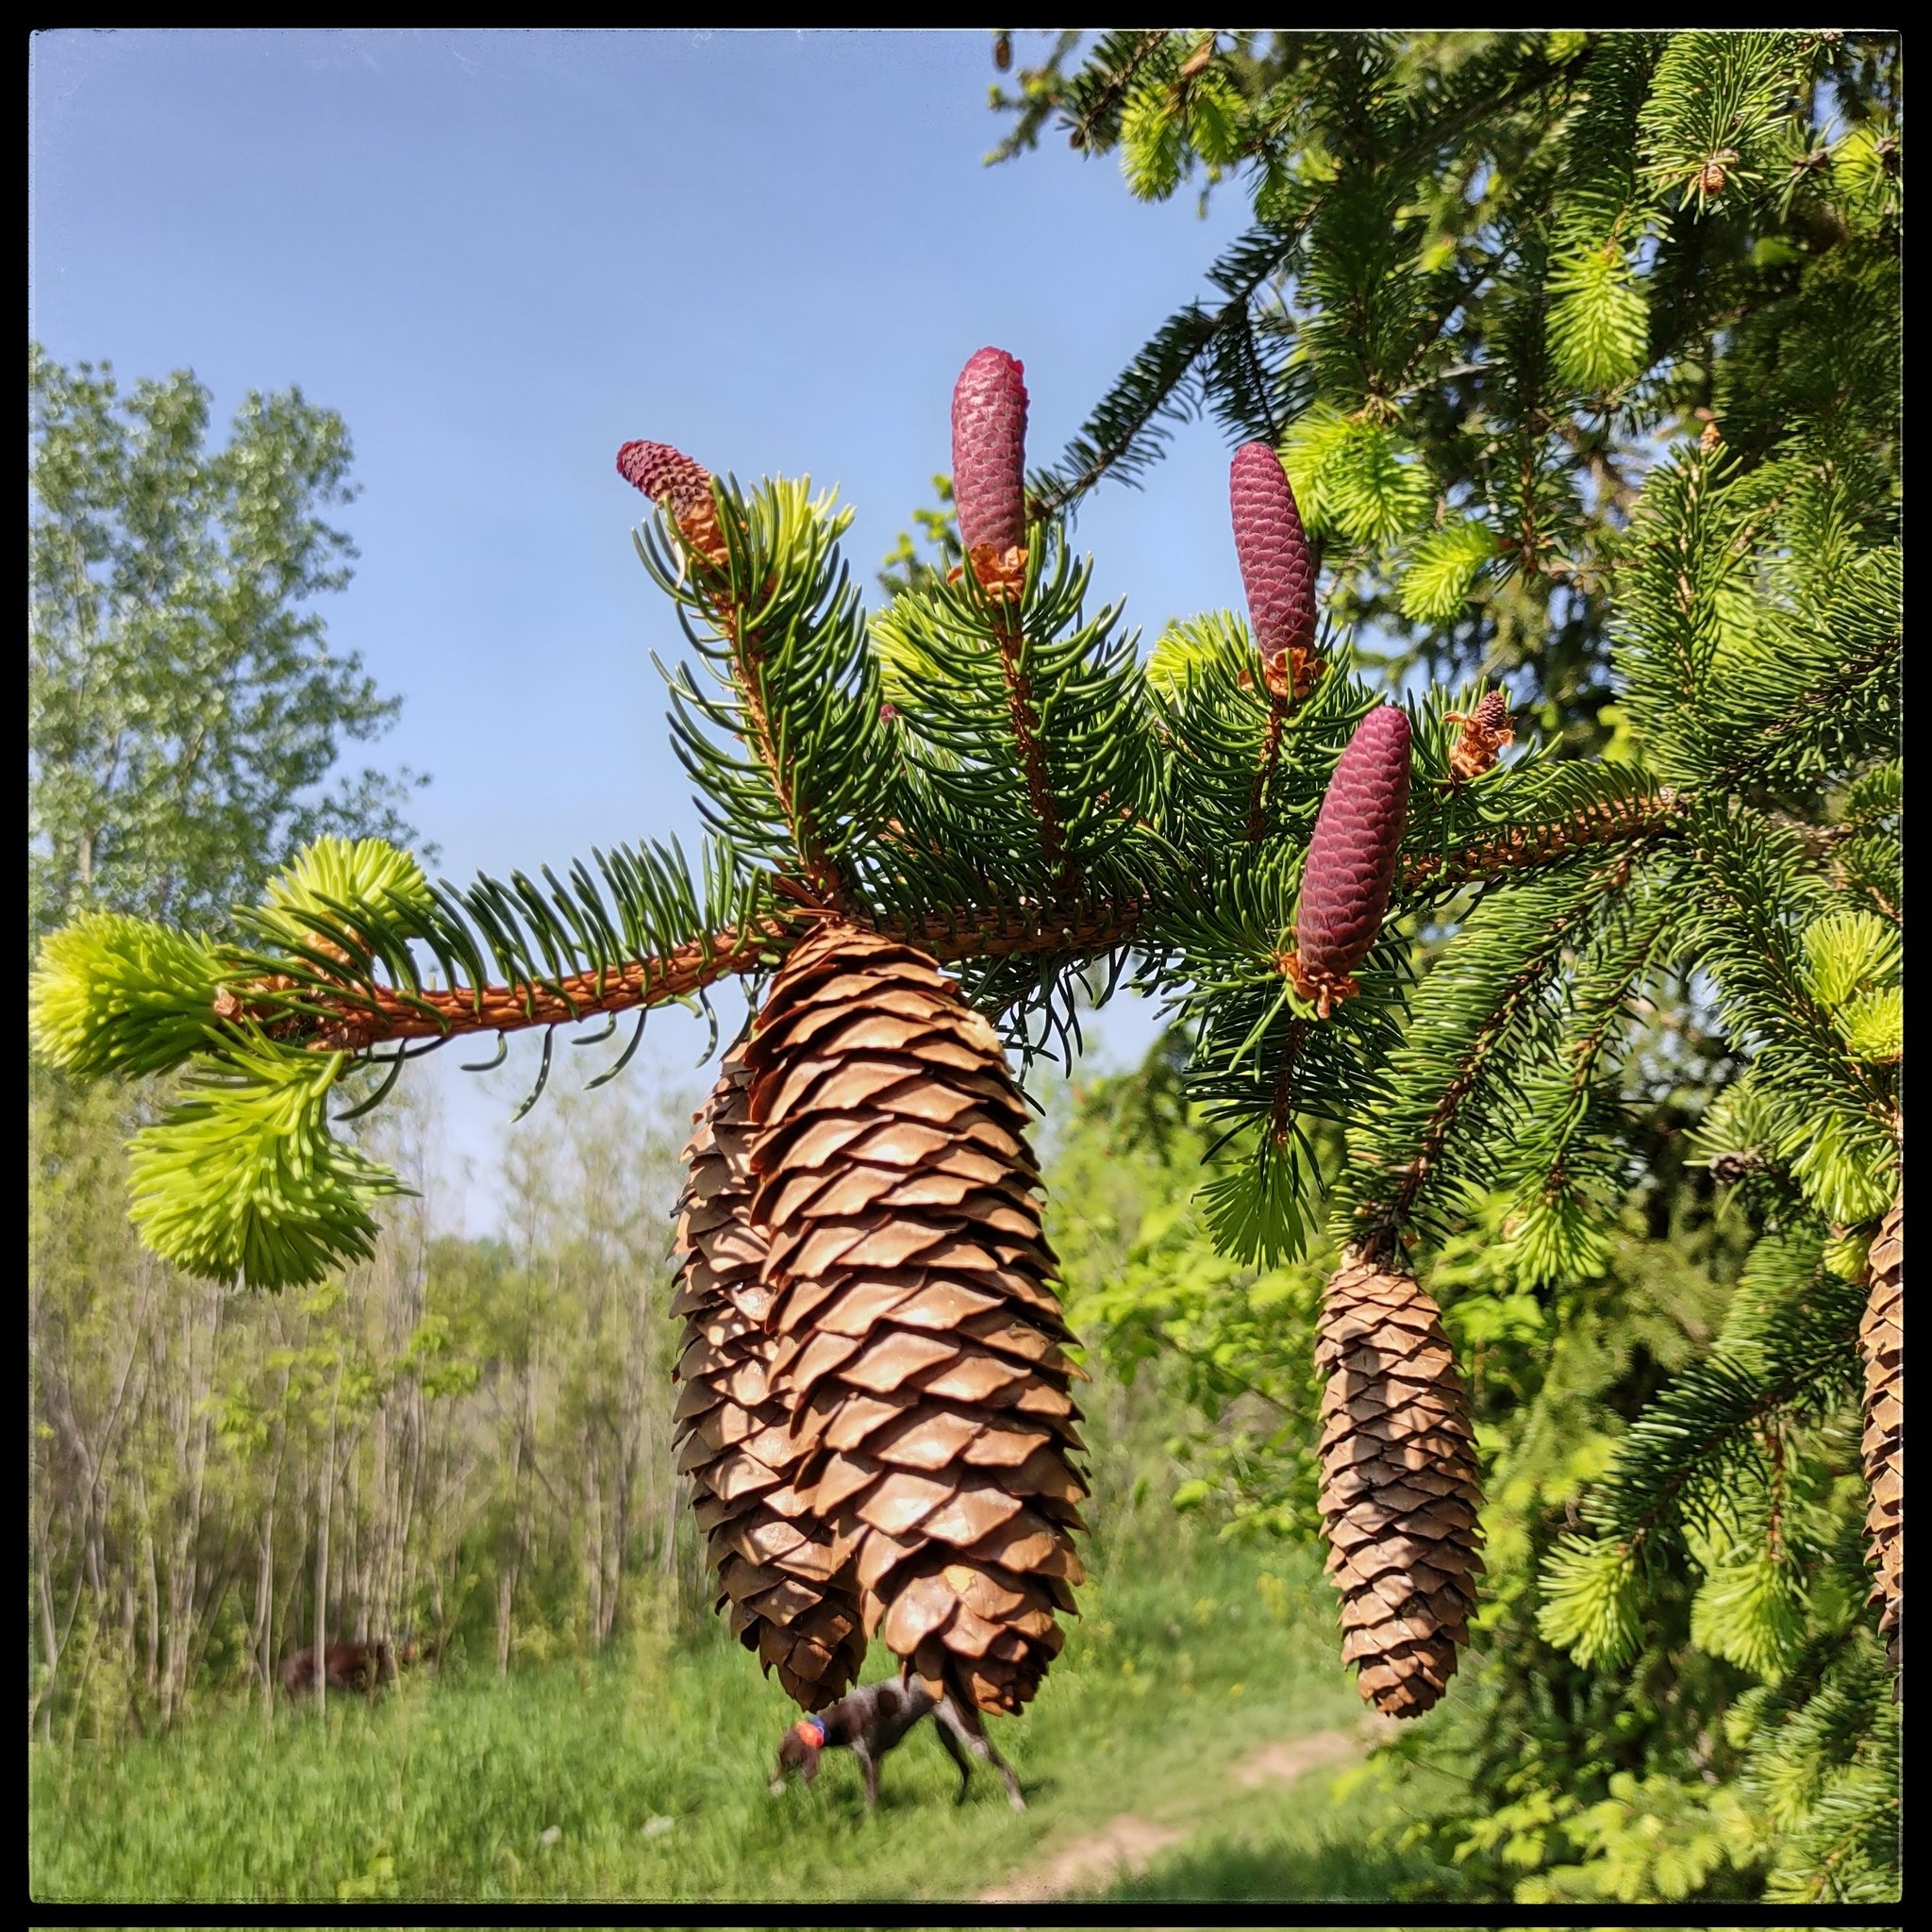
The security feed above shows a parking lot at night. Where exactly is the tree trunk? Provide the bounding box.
[160,1283,222,1725]
[255,1372,289,1723]
[32,1503,59,1743]
[254,1522,275,1721]
[314,1374,341,1721]
[495,1407,524,1678]
[139,1478,160,1699]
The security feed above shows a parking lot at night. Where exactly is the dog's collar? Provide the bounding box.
[794,1715,826,1748]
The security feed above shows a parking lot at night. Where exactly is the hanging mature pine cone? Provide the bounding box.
[1860,1191,1902,1679]
[672,1046,868,1710]
[1286,704,1412,1018]
[1230,441,1320,703]
[1315,1248,1484,1719]
[746,921,1087,1714]
[952,347,1030,594]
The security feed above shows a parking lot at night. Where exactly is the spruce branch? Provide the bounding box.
[1683,808,1900,1225]
[1269,1013,1308,1146]
[1711,609,1901,797]
[1032,33,1599,515]
[1491,868,1683,1285]
[874,531,1148,923]
[623,449,882,911]
[1342,850,1642,1253]
[1396,781,1688,896]
[39,773,1699,1100]
[1540,1248,1866,1674]
[1246,696,1289,843]
[1145,609,1368,856]
[1062,28,1173,152]
[1033,225,1309,513]
[1581,1259,1862,1556]
[220,896,1154,1058]
[994,604,1072,886]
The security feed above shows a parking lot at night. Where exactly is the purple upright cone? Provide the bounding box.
[617,440,713,514]
[616,439,726,566]
[1230,442,1318,698]
[951,348,1029,558]
[1291,705,1411,1014]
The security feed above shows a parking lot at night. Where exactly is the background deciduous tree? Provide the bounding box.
[29,344,427,1735]
[28,344,425,940]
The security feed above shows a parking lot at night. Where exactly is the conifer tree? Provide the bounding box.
[30,25,1897,1844]
[990,26,1900,1896]
[991,29,1899,744]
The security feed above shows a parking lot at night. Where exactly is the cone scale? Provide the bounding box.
[1315,1249,1485,1719]
[746,921,1087,1714]
[672,1049,867,1709]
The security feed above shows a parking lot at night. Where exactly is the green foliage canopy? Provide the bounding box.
[989,29,1900,749]
[28,345,424,939]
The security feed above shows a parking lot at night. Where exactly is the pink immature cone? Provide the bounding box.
[1230,441,1320,703]
[952,347,1029,594]
[616,439,727,567]
[1288,706,1412,1017]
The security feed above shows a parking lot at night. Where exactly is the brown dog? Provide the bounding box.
[771,1671,1025,1811]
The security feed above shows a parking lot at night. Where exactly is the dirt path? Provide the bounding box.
[1229,1713,1395,1787]
[978,1813,1189,1905]
[976,1715,1395,1905]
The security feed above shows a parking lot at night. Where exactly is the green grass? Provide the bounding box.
[29,1538,1466,1905]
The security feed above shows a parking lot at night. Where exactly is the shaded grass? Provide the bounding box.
[29,1538,1437,1905]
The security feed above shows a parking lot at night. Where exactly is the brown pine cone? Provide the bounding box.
[746,921,1088,1714]
[1861,1191,1902,1680]
[1316,1249,1485,1718]
[672,1046,867,1709]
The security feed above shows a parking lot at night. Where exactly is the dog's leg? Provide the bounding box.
[853,1741,880,1811]
[932,1709,973,1802]
[939,1691,1025,1811]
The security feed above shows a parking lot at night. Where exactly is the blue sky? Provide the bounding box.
[31,27,1259,1229]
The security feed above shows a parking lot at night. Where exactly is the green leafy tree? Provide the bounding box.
[29,29,1897,1899]
[28,345,425,940]
[28,346,426,1735]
